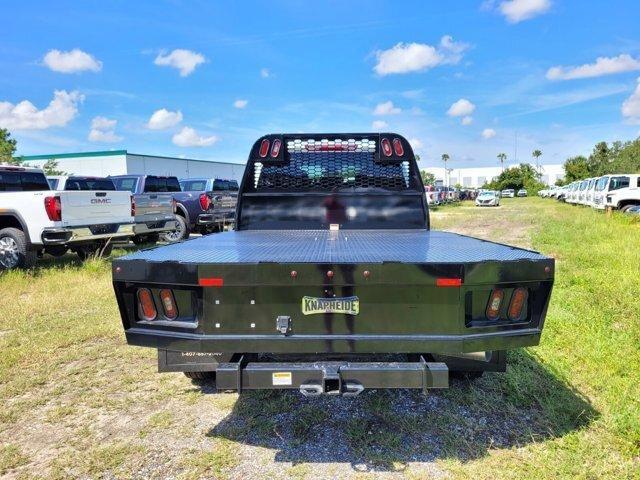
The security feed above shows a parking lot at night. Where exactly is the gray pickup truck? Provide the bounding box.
[110,175,177,245]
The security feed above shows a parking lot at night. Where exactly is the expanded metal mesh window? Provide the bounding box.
[252,139,413,192]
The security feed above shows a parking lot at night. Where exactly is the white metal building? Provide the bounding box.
[423,163,565,188]
[22,150,246,181]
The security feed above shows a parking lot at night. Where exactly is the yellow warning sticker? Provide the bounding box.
[272,372,292,386]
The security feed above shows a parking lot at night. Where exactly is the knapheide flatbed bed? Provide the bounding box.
[113,133,554,396]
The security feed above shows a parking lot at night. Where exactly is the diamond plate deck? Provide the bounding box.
[120,230,549,265]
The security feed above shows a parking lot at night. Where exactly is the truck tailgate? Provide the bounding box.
[58,190,132,226]
[134,193,174,220]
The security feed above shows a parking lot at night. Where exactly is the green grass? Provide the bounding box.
[0,199,638,479]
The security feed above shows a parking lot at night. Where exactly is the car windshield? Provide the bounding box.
[65,177,115,191]
[595,177,608,191]
[112,177,138,193]
[0,171,50,192]
[609,176,630,190]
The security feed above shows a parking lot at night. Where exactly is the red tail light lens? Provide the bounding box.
[130,196,136,217]
[486,289,504,321]
[199,193,211,211]
[508,287,528,321]
[137,288,157,321]
[44,196,62,221]
[259,139,270,157]
[393,138,404,156]
[436,278,462,287]
[381,138,392,157]
[159,289,178,320]
[271,138,282,157]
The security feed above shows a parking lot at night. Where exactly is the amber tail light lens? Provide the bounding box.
[508,287,528,321]
[137,288,157,321]
[159,289,178,320]
[486,289,504,321]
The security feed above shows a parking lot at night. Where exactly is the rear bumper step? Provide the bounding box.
[214,355,448,396]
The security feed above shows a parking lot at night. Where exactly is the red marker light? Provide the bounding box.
[508,287,528,321]
[199,277,224,287]
[393,138,404,156]
[327,270,334,278]
[259,139,270,157]
[271,138,282,157]
[381,138,392,157]
[436,278,462,287]
[290,270,298,278]
[137,288,157,321]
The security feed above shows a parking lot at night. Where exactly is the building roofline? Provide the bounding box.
[21,150,128,160]
[21,150,244,166]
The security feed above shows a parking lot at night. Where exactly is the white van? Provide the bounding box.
[594,174,640,212]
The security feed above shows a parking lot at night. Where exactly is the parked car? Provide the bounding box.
[501,189,515,198]
[112,133,554,394]
[424,185,440,206]
[0,165,135,269]
[585,177,599,207]
[517,189,528,197]
[110,175,178,245]
[555,185,569,202]
[47,175,117,192]
[168,177,238,242]
[475,190,500,207]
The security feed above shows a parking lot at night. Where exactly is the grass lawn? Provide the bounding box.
[0,198,638,479]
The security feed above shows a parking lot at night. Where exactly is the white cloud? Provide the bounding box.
[0,90,83,130]
[373,101,401,115]
[546,54,640,81]
[147,108,183,130]
[622,78,640,123]
[447,98,476,117]
[43,49,102,73]
[172,126,218,147]
[373,36,469,75]
[371,120,388,130]
[154,49,206,76]
[482,128,497,139]
[233,99,248,109]
[499,0,551,23]
[88,116,121,143]
[260,68,270,78]
[461,116,473,125]
[409,138,424,152]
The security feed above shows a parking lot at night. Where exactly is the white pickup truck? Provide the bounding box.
[593,174,640,211]
[0,165,135,269]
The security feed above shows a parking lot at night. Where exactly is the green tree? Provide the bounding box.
[441,153,450,186]
[563,156,590,181]
[420,170,435,186]
[42,159,66,175]
[0,128,21,165]
[497,152,507,171]
[532,149,542,173]
[484,163,544,194]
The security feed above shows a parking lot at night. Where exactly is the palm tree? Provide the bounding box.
[441,153,450,186]
[532,149,542,174]
[497,152,507,172]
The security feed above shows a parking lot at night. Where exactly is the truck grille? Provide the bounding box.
[252,139,413,192]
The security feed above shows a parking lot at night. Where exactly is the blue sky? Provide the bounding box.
[1,0,640,168]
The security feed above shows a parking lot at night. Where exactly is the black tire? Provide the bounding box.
[184,371,216,381]
[621,204,637,213]
[0,227,36,270]
[132,235,147,246]
[161,215,189,243]
[132,233,160,246]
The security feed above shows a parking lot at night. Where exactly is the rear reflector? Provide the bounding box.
[393,138,404,156]
[436,278,462,287]
[199,277,224,287]
[137,288,157,321]
[44,196,62,221]
[271,138,282,157]
[381,138,392,157]
[508,287,528,321]
[159,289,178,320]
[259,139,270,157]
[486,289,504,321]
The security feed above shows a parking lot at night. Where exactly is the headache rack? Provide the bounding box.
[236,133,428,230]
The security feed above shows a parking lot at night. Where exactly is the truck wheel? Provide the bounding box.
[184,371,216,381]
[161,215,189,243]
[0,228,36,270]
[621,205,637,213]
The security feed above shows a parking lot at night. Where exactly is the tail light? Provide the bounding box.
[259,139,270,157]
[159,289,178,320]
[199,193,211,211]
[380,138,392,157]
[130,196,136,217]
[508,288,528,321]
[271,138,282,157]
[486,289,504,321]
[172,198,177,214]
[137,288,157,321]
[392,138,404,156]
[44,196,62,221]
